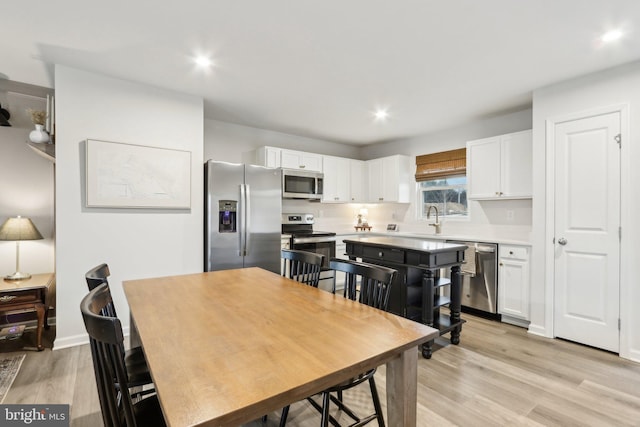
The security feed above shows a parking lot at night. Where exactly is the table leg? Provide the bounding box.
[386,347,418,427]
[44,306,50,330]
[450,265,462,345]
[34,302,45,351]
[129,314,141,348]
[421,270,435,359]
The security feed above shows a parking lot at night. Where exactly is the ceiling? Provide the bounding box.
[3,1,640,145]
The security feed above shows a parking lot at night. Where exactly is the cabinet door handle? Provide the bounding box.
[499,263,503,266]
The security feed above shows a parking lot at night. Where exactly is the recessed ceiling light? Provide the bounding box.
[373,109,389,122]
[601,29,623,43]
[194,55,213,68]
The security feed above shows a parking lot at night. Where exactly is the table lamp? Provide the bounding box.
[0,216,43,281]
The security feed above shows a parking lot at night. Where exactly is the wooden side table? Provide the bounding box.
[0,273,55,351]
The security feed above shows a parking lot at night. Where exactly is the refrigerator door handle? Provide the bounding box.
[245,184,251,256]
[239,184,246,256]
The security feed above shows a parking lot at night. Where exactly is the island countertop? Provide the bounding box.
[342,235,468,254]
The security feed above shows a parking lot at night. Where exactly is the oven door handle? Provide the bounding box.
[292,236,337,244]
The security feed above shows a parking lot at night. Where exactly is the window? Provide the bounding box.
[415,148,468,219]
[419,175,468,219]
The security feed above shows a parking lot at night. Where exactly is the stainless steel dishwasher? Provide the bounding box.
[444,240,498,315]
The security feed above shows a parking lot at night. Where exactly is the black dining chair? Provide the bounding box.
[281,249,324,287]
[81,283,166,427]
[268,249,325,425]
[280,258,396,427]
[85,263,153,390]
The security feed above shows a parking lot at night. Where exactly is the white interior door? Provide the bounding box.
[553,111,620,353]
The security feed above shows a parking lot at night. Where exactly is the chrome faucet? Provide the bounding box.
[426,206,441,234]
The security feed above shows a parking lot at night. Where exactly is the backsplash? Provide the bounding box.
[281,198,532,242]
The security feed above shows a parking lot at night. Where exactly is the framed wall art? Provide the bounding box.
[86,139,191,209]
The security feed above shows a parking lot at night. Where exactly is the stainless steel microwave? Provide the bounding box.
[281,168,323,200]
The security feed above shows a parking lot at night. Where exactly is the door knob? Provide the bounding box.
[558,238,567,245]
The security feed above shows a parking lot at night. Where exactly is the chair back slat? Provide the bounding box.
[85,263,111,290]
[281,249,324,287]
[81,283,138,427]
[85,263,118,318]
[329,258,396,311]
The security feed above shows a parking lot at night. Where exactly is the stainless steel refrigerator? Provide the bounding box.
[204,160,282,274]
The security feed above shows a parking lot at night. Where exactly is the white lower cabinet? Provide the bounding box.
[498,244,530,326]
[334,235,359,290]
[281,236,291,276]
[281,237,290,250]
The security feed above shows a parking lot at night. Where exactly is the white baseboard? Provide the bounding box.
[53,333,89,350]
[53,325,132,351]
[527,323,551,337]
[500,315,530,329]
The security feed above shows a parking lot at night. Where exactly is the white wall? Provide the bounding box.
[0,127,55,278]
[54,66,204,349]
[355,109,534,241]
[207,110,535,240]
[204,119,360,164]
[361,108,533,160]
[203,119,365,235]
[531,60,640,361]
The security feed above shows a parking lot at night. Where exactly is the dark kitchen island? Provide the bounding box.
[343,236,467,358]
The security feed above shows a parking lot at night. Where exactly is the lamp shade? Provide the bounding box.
[0,104,11,127]
[0,216,43,241]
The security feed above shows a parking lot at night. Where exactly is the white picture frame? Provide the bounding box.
[86,139,191,209]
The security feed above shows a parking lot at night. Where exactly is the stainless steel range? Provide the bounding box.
[282,213,336,288]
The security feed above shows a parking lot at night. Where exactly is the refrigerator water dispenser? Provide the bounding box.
[218,200,237,233]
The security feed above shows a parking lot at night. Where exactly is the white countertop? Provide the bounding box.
[342,235,467,252]
[334,231,530,246]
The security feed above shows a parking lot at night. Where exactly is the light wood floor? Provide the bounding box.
[3,314,640,426]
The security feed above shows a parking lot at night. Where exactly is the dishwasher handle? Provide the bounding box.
[447,241,496,254]
[475,245,495,254]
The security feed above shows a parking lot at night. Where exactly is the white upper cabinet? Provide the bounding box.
[349,159,367,203]
[367,155,411,203]
[322,156,351,202]
[280,149,323,171]
[467,130,532,200]
[322,157,367,203]
[254,146,282,168]
[254,146,407,204]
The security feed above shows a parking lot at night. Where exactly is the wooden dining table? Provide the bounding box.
[123,267,439,427]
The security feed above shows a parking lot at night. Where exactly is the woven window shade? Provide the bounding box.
[415,148,466,181]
